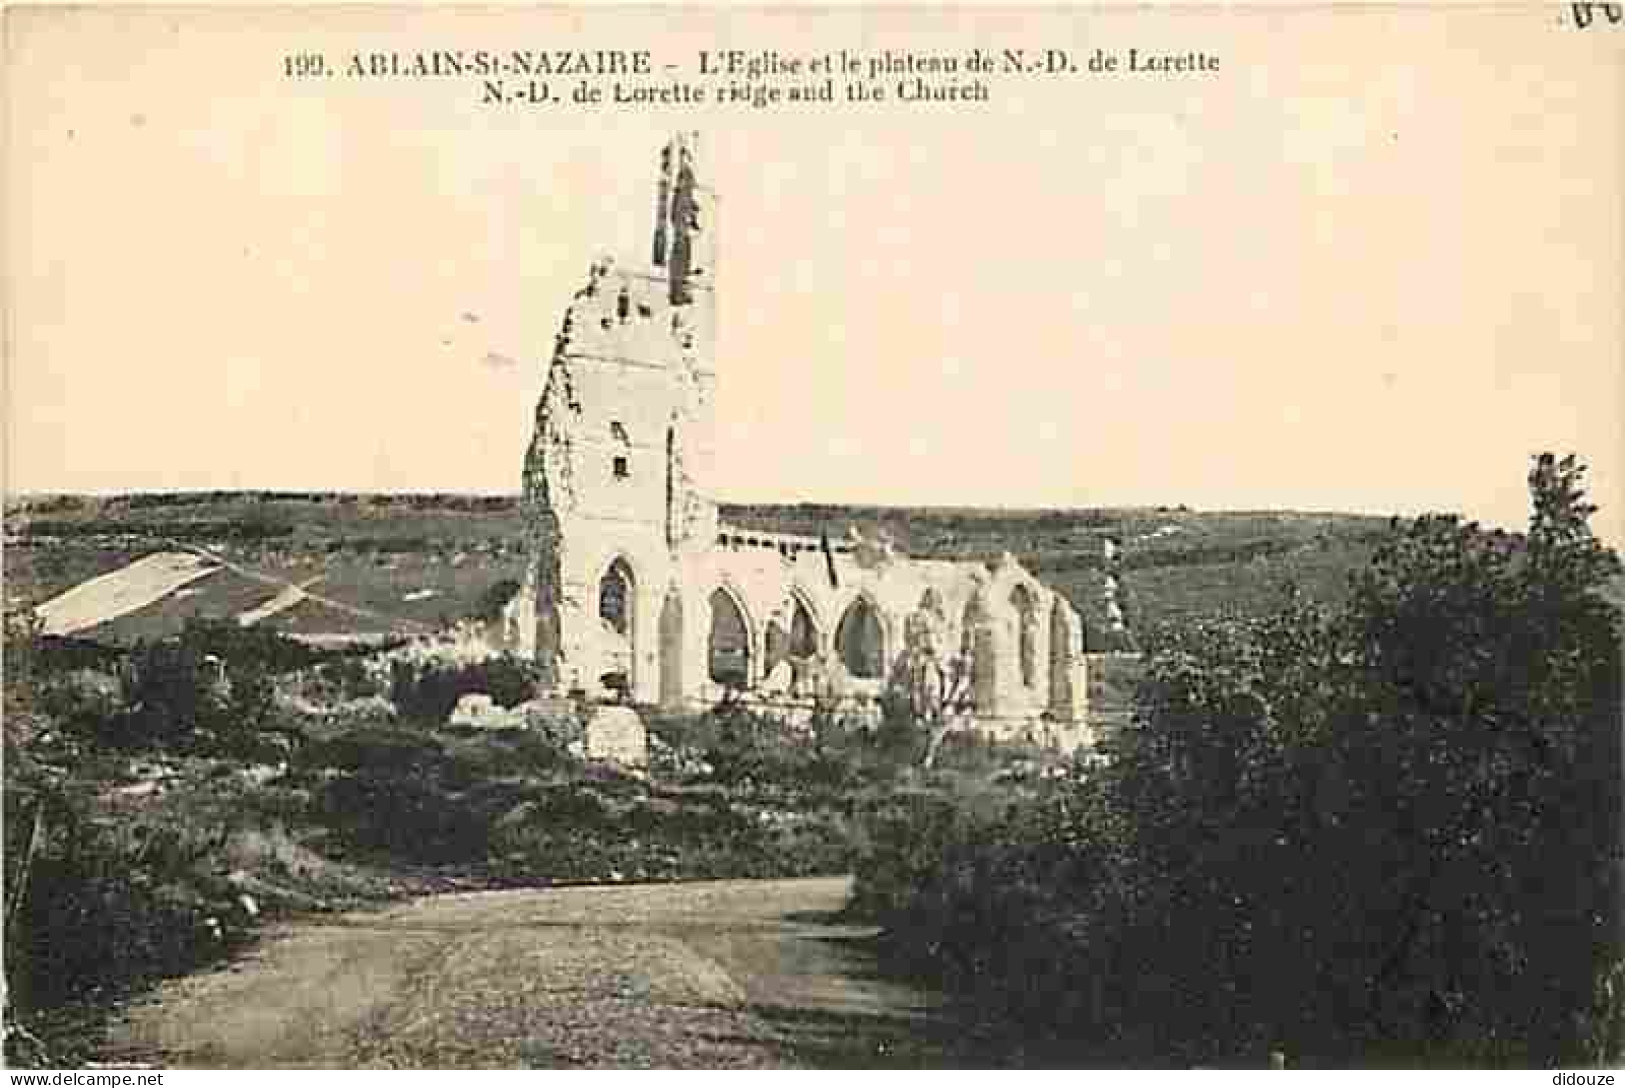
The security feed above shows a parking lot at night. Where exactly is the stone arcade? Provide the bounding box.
[503,133,1089,749]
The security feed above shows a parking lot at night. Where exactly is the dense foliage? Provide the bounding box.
[387,655,540,724]
[2,620,888,1063]
[32,620,317,760]
[855,455,1624,1066]
[1,615,400,1064]
[7,463,1617,1066]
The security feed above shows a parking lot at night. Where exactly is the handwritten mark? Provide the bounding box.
[1572,3,1623,28]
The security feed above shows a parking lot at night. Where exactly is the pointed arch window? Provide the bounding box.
[836,597,885,679]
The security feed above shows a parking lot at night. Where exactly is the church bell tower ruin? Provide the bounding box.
[507,132,720,699]
[506,132,1089,750]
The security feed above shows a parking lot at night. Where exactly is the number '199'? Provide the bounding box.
[284,53,329,77]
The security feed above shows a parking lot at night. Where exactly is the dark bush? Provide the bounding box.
[2,761,255,1044]
[314,768,492,864]
[308,655,381,701]
[388,656,539,724]
[303,725,444,775]
[473,579,522,622]
[94,624,291,756]
[441,728,580,785]
[855,455,1625,1067]
[177,619,321,674]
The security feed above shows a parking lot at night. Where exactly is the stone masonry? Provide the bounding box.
[505,133,1088,749]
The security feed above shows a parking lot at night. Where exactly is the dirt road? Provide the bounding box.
[106,877,962,1069]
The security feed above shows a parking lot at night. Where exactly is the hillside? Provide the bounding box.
[5,494,530,644]
[6,492,1394,648]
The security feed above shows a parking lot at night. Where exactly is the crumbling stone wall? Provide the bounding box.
[512,133,717,703]
[510,133,1088,751]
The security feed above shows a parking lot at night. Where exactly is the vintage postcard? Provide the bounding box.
[3,2,1622,1072]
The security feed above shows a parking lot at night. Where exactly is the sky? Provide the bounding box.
[6,5,1622,543]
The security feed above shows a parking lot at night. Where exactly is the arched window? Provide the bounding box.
[961,594,995,711]
[708,588,751,688]
[836,597,885,679]
[1049,600,1074,712]
[767,595,820,678]
[598,558,636,696]
[789,596,818,658]
[599,558,634,636]
[1011,583,1038,689]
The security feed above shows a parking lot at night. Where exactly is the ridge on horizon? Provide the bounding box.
[3,487,1408,520]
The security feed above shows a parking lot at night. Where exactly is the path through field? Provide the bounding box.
[234,576,322,627]
[184,544,432,634]
[106,877,970,1069]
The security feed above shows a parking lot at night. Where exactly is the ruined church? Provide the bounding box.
[504,133,1088,748]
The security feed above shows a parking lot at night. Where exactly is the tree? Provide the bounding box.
[855,454,1622,1065]
[1114,453,1623,1063]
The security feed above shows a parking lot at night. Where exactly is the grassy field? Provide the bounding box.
[7,492,1394,648]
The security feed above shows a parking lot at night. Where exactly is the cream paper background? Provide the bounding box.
[5,5,1621,543]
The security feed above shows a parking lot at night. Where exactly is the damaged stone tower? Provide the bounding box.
[505,132,1087,746]
[507,132,720,698]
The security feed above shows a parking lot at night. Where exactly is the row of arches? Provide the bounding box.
[592,554,1082,714]
[598,560,886,696]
